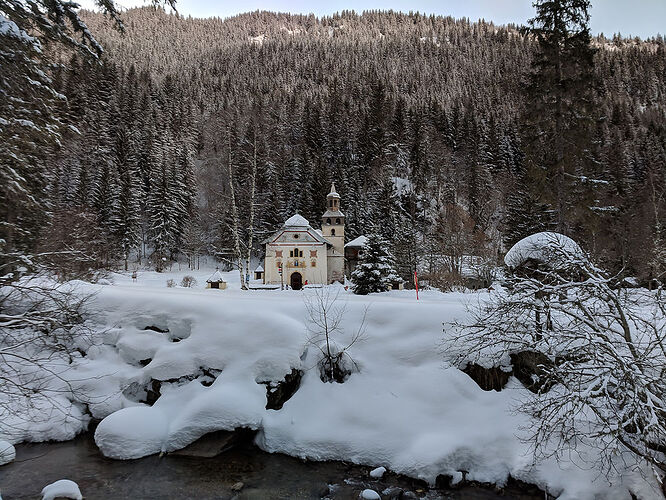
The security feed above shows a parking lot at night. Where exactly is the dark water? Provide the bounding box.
[0,434,547,499]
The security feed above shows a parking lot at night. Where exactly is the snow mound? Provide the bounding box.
[369,466,386,478]
[504,232,584,269]
[284,213,310,227]
[0,440,16,465]
[41,479,82,500]
[361,489,381,499]
[94,406,169,459]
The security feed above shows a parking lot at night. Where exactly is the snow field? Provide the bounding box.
[2,268,660,499]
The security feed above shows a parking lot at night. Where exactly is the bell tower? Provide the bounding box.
[322,183,345,283]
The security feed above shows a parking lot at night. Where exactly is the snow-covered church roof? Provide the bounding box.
[504,232,584,269]
[255,264,264,272]
[206,270,226,283]
[345,235,368,248]
[284,213,311,228]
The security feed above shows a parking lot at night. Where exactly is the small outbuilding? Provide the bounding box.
[254,265,264,281]
[206,269,228,290]
[344,235,367,278]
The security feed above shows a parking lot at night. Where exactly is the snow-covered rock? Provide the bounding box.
[369,466,386,478]
[0,441,16,465]
[41,479,82,500]
[94,406,170,459]
[360,489,381,499]
[504,232,584,269]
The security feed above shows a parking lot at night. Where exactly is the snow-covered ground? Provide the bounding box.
[0,268,659,499]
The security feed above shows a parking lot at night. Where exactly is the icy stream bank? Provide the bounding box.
[0,433,549,500]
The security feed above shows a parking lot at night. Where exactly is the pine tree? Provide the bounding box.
[352,232,402,295]
[522,0,598,232]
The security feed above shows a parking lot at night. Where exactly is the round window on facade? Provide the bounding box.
[293,234,299,239]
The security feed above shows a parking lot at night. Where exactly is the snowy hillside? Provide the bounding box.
[1,270,658,499]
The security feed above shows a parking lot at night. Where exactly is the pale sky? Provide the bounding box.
[80,0,665,39]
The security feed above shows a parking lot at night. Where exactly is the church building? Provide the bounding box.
[262,184,345,289]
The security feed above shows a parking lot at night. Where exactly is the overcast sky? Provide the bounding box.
[81,0,665,39]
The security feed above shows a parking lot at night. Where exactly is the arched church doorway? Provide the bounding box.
[290,272,303,290]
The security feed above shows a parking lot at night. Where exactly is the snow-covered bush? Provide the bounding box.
[180,275,197,288]
[446,233,666,483]
[305,287,365,383]
[352,233,402,295]
[166,279,176,288]
[0,272,93,441]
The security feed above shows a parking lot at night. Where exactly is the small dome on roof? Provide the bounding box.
[284,213,310,228]
[504,232,584,269]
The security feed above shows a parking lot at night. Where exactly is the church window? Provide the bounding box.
[293,233,299,239]
[310,250,317,257]
[311,260,316,267]
[335,218,340,224]
[275,250,283,258]
[326,218,331,224]
[331,229,336,236]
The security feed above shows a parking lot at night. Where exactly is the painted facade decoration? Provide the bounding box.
[263,184,345,289]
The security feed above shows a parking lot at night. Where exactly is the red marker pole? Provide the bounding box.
[414,270,419,301]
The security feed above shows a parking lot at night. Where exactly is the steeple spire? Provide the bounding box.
[329,183,339,198]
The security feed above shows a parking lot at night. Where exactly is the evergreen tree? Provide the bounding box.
[352,232,402,295]
[522,0,598,232]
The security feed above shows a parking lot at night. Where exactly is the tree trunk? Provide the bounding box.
[244,131,258,288]
[226,127,246,290]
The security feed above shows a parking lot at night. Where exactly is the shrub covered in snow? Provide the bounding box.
[448,236,666,483]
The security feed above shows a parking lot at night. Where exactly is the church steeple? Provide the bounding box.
[322,182,344,234]
[326,183,341,212]
[322,182,345,283]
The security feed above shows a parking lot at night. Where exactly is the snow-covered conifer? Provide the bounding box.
[352,232,402,295]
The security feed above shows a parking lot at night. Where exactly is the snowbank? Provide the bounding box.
[4,268,658,499]
[0,441,15,465]
[504,232,584,269]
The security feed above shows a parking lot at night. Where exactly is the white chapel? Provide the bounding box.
[262,184,345,289]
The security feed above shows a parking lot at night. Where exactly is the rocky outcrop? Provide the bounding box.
[262,368,303,410]
[169,429,256,458]
[462,363,512,392]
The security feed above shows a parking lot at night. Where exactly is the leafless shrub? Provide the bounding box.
[180,275,197,288]
[304,287,367,383]
[0,257,97,437]
[166,279,176,288]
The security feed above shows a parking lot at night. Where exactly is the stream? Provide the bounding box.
[0,433,548,499]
